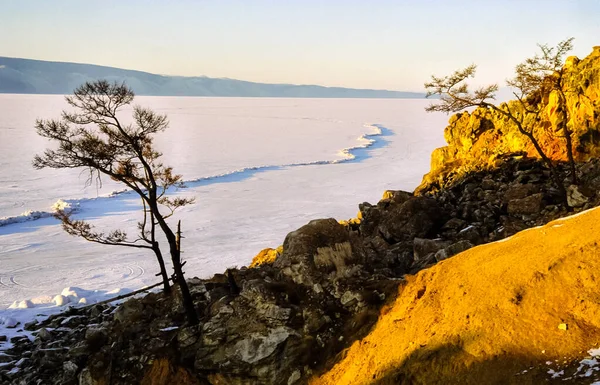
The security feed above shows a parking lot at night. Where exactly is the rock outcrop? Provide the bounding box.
[6,157,600,385]
[314,203,600,385]
[4,47,600,385]
[417,46,600,193]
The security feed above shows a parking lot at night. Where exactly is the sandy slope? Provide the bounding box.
[313,207,600,384]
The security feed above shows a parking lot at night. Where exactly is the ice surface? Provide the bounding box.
[0,96,448,342]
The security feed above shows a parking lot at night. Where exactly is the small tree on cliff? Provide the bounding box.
[424,38,576,196]
[33,80,199,325]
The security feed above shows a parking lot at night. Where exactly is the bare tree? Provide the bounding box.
[508,38,576,183]
[33,80,199,325]
[425,38,576,198]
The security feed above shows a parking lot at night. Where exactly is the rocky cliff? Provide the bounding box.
[4,47,600,385]
[417,46,600,193]
[5,158,600,385]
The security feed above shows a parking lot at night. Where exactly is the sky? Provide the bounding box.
[1,0,599,91]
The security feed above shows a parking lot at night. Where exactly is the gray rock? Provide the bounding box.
[24,320,38,331]
[274,218,352,285]
[288,369,302,384]
[507,193,544,215]
[78,368,95,385]
[84,325,107,351]
[481,178,497,190]
[503,183,539,202]
[340,291,363,308]
[89,304,105,318]
[457,225,483,245]
[63,360,78,381]
[178,325,201,348]
[113,298,144,324]
[413,238,451,261]
[567,184,588,207]
[35,327,52,342]
[435,240,474,261]
[232,326,293,364]
[441,218,467,231]
[377,197,443,243]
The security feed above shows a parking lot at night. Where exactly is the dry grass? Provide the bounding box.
[313,242,353,275]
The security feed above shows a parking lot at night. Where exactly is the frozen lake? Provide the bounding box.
[0,95,447,315]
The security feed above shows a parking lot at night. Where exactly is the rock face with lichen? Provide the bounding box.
[417,46,600,193]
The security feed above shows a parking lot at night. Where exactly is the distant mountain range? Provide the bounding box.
[0,57,425,98]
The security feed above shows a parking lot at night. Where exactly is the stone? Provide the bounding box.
[503,183,540,202]
[507,193,544,216]
[23,320,38,331]
[178,325,201,348]
[312,284,323,294]
[78,368,96,385]
[410,252,437,273]
[481,178,497,190]
[89,304,105,318]
[274,218,352,285]
[380,190,412,204]
[113,297,144,324]
[84,325,107,351]
[340,291,363,308]
[303,309,327,334]
[456,225,483,245]
[435,240,474,261]
[413,238,451,261]
[558,323,568,331]
[0,335,7,342]
[232,327,293,364]
[441,218,467,231]
[288,369,302,384]
[377,197,444,243]
[382,241,413,274]
[567,185,588,207]
[62,360,78,382]
[35,327,52,342]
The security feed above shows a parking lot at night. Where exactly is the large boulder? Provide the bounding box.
[377,197,444,243]
[273,218,355,285]
[413,238,451,262]
[567,184,588,208]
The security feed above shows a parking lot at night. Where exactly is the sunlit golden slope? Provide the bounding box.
[312,207,600,385]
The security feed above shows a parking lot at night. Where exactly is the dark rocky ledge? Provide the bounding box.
[3,156,600,385]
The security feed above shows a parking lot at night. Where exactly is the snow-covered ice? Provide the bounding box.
[0,95,448,344]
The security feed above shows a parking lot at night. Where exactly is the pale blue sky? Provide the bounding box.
[1,1,599,91]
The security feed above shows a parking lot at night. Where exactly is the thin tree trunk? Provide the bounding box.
[149,210,171,294]
[174,220,199,325]
[152,243,172,294]
[150,204,198,325]
[558,89,578,184]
